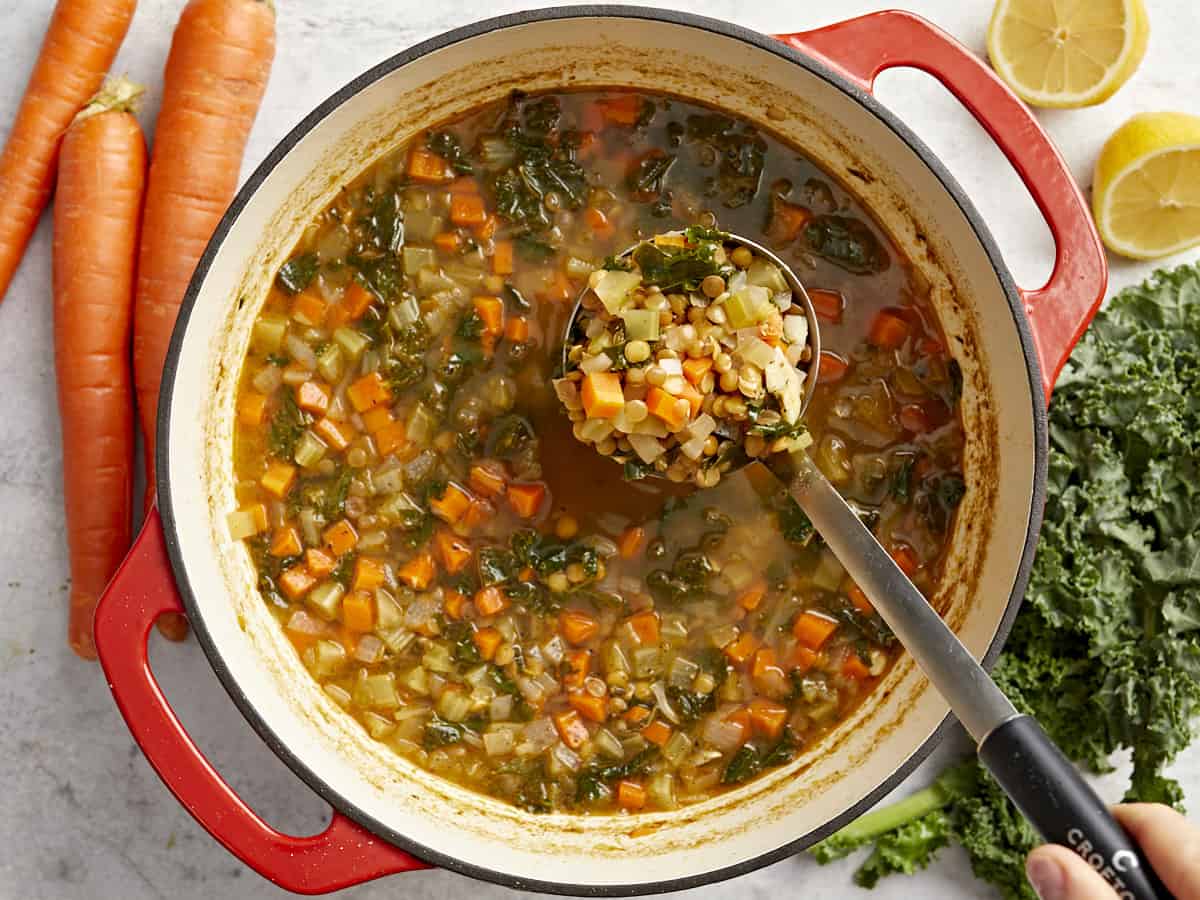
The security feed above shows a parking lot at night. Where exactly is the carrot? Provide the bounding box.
[506,481,546,519]
[618,526,645,559]
[468,460,507,498]
[472,626,502,661]
[313,417,355,451]
[53,78,145,659]
[615,780,646,811]
[474,585,509,617]
[430,482,473,524]
[581,372,625,419]
[747,698,788,740]
[560,609,600,645]
[347,372,392,412]
[724,632,759,665]
[817,350,849,384]
[492,240,514,275]
[553,709,590,749]
[472,295,504,336]
[562,649,591,688]
[583,206,614,238]
[736,579,768,612]
[305,547,335,578]
[641,720,672,746]
[449,193,487,227]
[792,610,839,650]
[842,653,873,680]
[322,520,358,556]
[868,309,911,349]
[133,0,275,522]
[341,591,374,633]
[433,231,461,255]
[646,386,688,430]
[0,0,136,306]
[625,610,660,645]
[808,288,845,324]
[352,557,387,592]
[568,691,608,723]
[595,94,644,127]
[270,526,302,557]
[397,549,437,590]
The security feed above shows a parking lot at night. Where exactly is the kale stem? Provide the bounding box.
[810,779,957,861]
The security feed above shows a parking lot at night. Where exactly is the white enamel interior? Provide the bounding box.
[162,13,1037,892]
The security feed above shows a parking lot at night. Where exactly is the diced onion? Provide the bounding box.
[579,352,613,374]
[251,365,283,394]
[353,634,385,664]
[285,333,317,370]
[701,717,746,753]
[523,717,558,750]
[484,729,516,757]
[783,312,808,346]
[628,432,666,464]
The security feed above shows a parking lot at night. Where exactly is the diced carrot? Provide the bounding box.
[397,549,436,590]
[624,705,652,726]
[921,337,945,357]
[449,192,487,227]
[898,403,931,434]
[842,653,872,680]
[473,626,503,661]
[360,406,393,435]
[747,698,789,740]
[507,481,546,519]
[618,526,645,559]
[347,372,392,413]
[890,543,921,577]
[468,460,507,498]
[641,720,672,747]
[430,482,474,524]
[537,270,572,303]
[574,131,598,159]
[679,380,704,417]
[295,381,330,415]
[407,146,451,183]
[433,529,473,575]
[786,643,818,672]
[568,691,608,723]
[616,779,646,811]
[581,372,625,419]
[560,609,600,645]
[646,386,688,429]
[291,290,327,327]
[323,520,358,556]
[473,214,497,241]
[473,295,505,336]
[792,610,839,650]
[433,231,461,255]
[724,632,759,665]
[751,648,783,681]
[443,589,469,620]
[352,556,387,592]
[342,282,375,320]
[279,566,316,600]
[868,310,911,350]
[374,420,407,457]
[260,461,297,498]
[492,240,514,275]
[595,94,643,127]
[808,288,845,324]
[724,706,751,731]
[448,176,480,194]
[305,547,336,578]
[553,709,590,749]
[243,503,269,534]
[847,583,874,615]
[737,579,768,612]
[326,303,351,333]
[583,206,614,237]
[563,649,591,688]
[313,417,355,451]
[681,356,714,386]
[238,391,267,427]
[817,351,849,384]
[342,591,375,633]
[766,200,812,244]
[270,526,302,557]
[625,610,660,645]
[474,585,509,617]
[462,497,495,532]
[504,315,529,343]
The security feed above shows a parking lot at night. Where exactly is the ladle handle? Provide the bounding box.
[759,459,1168,900]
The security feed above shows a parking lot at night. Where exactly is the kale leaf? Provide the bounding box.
[276,253,319,294]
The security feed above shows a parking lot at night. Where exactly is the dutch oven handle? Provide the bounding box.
[94,509,431,894]
[776,10,1108,400]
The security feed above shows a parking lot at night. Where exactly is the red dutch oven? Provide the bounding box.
[95,7,1106,896]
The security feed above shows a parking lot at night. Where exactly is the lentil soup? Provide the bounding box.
[228,90,965,814]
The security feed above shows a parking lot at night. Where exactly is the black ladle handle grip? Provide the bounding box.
[979,716,1171,900]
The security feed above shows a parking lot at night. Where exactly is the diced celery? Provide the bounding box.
[355,671,400,710]
[594,727,625,759]
[226,506,265,541]
[602,639,630,675]
[648,772,677,808]
[399,665,430,696]
[566,256,595,280]
[333,327,369,361]
[668,655,700,688]
[746,259,788,293]
[632,646,663,678]
[422,642,455,674]
[307,639,347,678]
[389,294,421,329]
[376,491,422,526]
[662,731,693,765]
[403,246,437,275]
[812,549,846,592]
[252,314,288,353]
[317,343,343,383]
[294,430,328,468]
[406,403,437,445]
[307,581,345,620]
[590,270,642,314]
[726,285,771,329]
[620,308,660,342]
[436,689,472,723]
[404,209,443,243]
[362,711,398,739]
[416,268,454,296]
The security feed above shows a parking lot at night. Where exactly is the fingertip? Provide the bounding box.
[1026,845,1116,900]
[1027,847,1066,900]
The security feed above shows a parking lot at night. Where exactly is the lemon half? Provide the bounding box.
[1093,113,1200,260]
[987,0,1149,108]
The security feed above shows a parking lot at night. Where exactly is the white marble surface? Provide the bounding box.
[1,1,1198,898]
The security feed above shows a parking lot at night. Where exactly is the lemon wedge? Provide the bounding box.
[1093,113,1200,260]
[987,0,1149,108]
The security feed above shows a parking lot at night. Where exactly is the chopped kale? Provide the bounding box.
[803,215,889,274]
[427,131,474,175]
[276,252,319,294]
[268,391,309,459]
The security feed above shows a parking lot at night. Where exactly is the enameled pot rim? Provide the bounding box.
[156,6,1048,895]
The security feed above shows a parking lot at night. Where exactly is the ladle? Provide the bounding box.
[561,231,1166,900]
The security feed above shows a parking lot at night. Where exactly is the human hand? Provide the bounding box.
[1026,804,1200,900]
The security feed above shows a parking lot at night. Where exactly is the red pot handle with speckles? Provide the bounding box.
[777,10,1107,399]
[94,510,431,894]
